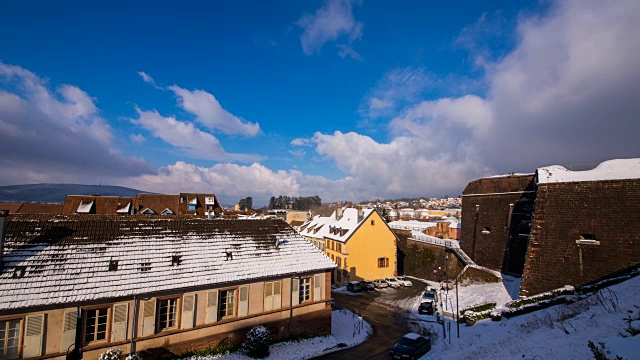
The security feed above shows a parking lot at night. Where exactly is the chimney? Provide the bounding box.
[336,207,343,220]
[356,206,364,223]
[0,210,7,270]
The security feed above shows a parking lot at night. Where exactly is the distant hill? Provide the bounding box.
[0,184,150,203]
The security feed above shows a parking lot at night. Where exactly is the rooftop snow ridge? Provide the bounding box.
[537,158,640,184]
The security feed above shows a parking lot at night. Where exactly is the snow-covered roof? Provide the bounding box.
[537,158,640,184]
[0,215,336,310]
[298,208,376,243]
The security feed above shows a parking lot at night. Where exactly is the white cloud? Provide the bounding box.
[127,161,303,205]
[297,0,363,57]
[168,85,260,137]
[0,62,153,185]
[138,71,156,86]
[360,67,436,120]
[132,107,261,162]
[290,138,311,146]
[130,133,146,143]
[305,0,640,201]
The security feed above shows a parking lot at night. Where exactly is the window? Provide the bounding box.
[171,255,181,266]
[336,243,342,253]
[264,281,282,311]
[83,308,108,343]
[1,319,20,358]
[108,260,118,271]
[371,219,375,225]
[218,289,236,319]
[140,262,151,272]
[482,227,491,234]
[188,204,196,211]
[157,298,178,331]
[299,278,311,303]
[336,257,342,268]
[378,257,389,268]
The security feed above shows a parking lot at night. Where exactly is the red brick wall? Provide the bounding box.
[521,179,640,295]
[461,175,536,275]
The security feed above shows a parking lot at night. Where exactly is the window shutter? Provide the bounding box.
[60,310,77,353]
[292,278,300,306]
[205,290,218,324]
[264,282,273,311]
[274,281,282,309]
[314,274,322,301]
[24,314,45,357]
[181,294,196,329]
[238,286,249,317]
[141,299,156,337]
[111,303,129,342]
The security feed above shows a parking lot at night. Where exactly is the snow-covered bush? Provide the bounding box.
[99,348,123,360]
[241,325,272,358]
[125,354,142,360]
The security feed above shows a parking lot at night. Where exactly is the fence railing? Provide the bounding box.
[410,231,460,249]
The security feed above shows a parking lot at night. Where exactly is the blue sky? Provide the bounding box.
[1,0,639,205]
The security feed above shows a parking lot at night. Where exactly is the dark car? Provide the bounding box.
[418,301,434,315]
[346,281,362,292]
[360,280,376,291]
[390,333,431,359]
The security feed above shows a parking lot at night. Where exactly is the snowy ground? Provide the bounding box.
[438,275,522,313]
[403,275,640,360]
[178,308,371,360]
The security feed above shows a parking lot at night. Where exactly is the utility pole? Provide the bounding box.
[456,274,460,338]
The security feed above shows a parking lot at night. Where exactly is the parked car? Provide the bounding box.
[360,280,376,291]
[385,277,401,288]
[418,301,435,315]
[390,333,431,359]
[422,288,437,301]
[373,279,389,288]
[396,276,413,287]
[346,281,362,292]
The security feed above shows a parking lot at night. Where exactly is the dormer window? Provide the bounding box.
[188,198,198,211]
[13,266,26,279]
[77,200,95,214]
[108,260,118,271]
[140,262,151,272]
[171,255,182,266]
[161,208,175,215]
[116,202,131,215]
[140,208,157,215]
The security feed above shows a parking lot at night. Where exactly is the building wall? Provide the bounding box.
[331,211,396,284]
[0,272,331,359]
[520,179,640,295]
[461,175,536,275]
[394,230,465,281]
[286,211,308,224]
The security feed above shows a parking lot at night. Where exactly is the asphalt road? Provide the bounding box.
[315,283,430,360]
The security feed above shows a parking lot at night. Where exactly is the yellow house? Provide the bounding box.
[299,207,397,285]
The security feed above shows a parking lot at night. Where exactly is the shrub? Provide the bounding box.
[125,354,142,360]
[99,349,123,360]
[242,325,272,358]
